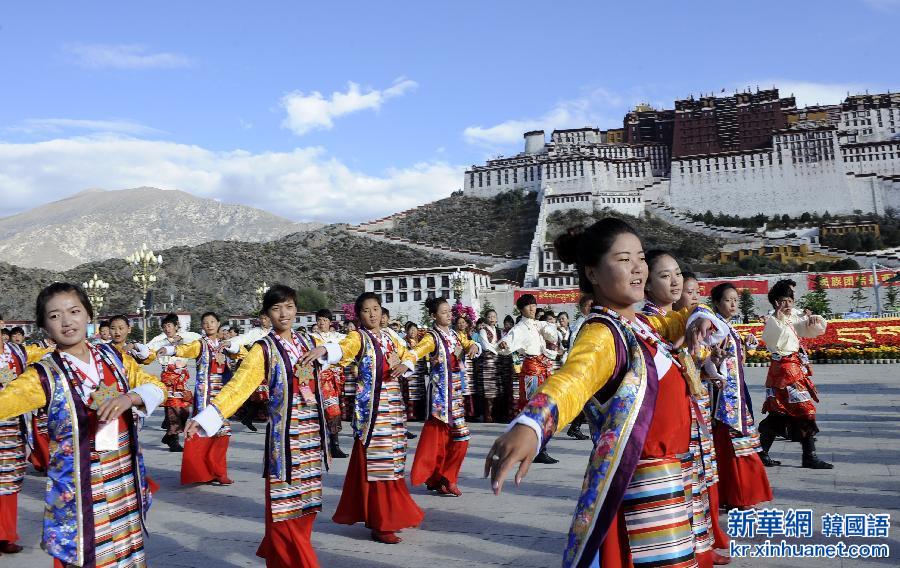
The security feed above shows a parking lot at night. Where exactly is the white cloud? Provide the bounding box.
[0,134,461,224]
[280,78,418,136]
[8,118,163,136]
[64,43,194,70]
[462,88,624,149]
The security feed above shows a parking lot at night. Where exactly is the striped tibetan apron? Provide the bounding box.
[621,456,697,567]
[270,391,324,521]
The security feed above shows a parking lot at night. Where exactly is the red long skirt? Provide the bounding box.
[181,435,230,485]
[256,479,319,568]
[29,423,50,473]
[409,417,468,486]
[712,424,772,508]
[0,493,18,543]
[332,440,424,532]
[707,483,730,549]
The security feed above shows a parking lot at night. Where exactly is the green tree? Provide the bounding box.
[849,278,869,311]
[295,287,330,312]
[480,298,496,318]
[798,276,831,316]
[419,303,434,328]
[885,285,900,312]
[738,288,756,323]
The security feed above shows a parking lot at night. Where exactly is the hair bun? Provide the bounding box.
[554,226,584,265]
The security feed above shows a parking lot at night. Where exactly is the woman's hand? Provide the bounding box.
[389,363,408,379]
[484,424,538,495]
[497,340,509,352]
[685,317,714,355]
[300,346,327,367]
[467,344,479,358]
[97,393,138,422]
[184,419,202,439]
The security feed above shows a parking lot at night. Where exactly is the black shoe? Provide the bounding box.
[242,420,258,432]
[330,443,348,458]
[533,450,559,464]
[161,433,173,445]
[168,440,184,452]
[802,454,833,469]
[567,427,589,441]
[759,451,781,467]
[405,431,417,440]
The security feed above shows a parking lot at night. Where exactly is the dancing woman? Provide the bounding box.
[407,297,481,496]
[758,280,831,469]
[0,283,165,567]
[301,292,424,545]
[185,285,329,567]
[485,219,717,568]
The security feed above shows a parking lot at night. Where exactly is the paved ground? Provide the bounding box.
[9,365,900,567]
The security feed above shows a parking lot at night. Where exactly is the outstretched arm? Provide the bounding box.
[186,344,266,437]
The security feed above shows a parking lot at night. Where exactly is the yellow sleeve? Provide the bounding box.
[25,344,53,364]
[139,349,157,365]
[0,367,47,420]
[408,333,437,363]
[211,343,266,419]
[457,331,478,351]
[642,306,690,343]
[123,353,167,402]
[535,323,617,429]
[336,332,364,368]
[390,336,416,366]
[175,340,202,359]
[228,344,248,361]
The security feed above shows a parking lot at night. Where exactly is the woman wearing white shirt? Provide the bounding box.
[476,310,502,423]
[758,279,831,469]
[498,294,560,464]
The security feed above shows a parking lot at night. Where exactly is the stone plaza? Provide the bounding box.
[9,365,899,567]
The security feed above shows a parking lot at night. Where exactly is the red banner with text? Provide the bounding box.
[514,289,582,305]
[807,270,900,290]
[734,317,900,348]
[697,278,770,296]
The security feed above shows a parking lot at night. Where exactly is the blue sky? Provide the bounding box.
[0,0,896,222]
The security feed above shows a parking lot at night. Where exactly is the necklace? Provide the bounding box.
[594,306,703,395]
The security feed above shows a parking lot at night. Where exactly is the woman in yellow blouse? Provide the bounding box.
[0,283,165,568]
[484,219,713,568]
[406,296,481,497]
[184,284,328,567]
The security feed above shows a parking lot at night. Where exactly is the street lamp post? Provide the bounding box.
[82,274,110,325]
[127,243,163,343]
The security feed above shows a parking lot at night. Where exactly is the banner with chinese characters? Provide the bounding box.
[806,270,900,290]
[514,289,582,305]
[697,278,770,296]
[734,318,900,348]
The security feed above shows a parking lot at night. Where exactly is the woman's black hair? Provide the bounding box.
[768,279,796,308]
[645,249,676,273]
[515,294,537,311]
[424,296,449,316]
[108,314,130,327]
[381,307,390,317]
[404,321,418,334]
[35,282,94,328]
[98,320,111,330]
[503,314,515,325]
[315,308,333,320]
[262,284,298,314]
[554,217,641,294]
[681,271,698,282]
[557,311,569,320]
[354,292,382,318]
[9,326,24,336]
[161,313,180,327]
[484,308,496,317]
[200,311,220,323]
[710,282,737,306]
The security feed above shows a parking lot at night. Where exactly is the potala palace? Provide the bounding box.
[462,89,900,287]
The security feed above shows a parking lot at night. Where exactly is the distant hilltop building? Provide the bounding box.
[462,86,900,288]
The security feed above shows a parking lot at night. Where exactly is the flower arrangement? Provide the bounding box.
[341,303,357,324]
[451,300,477,325]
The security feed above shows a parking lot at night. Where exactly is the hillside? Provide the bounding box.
[0,226,458,320]
[0,187,320,270]
[545,208,724,272]
[382,191,540,256]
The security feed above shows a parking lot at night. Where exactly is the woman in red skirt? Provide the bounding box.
[157,312,245,485]
[186,284,329,567]
[302,292,424,545]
